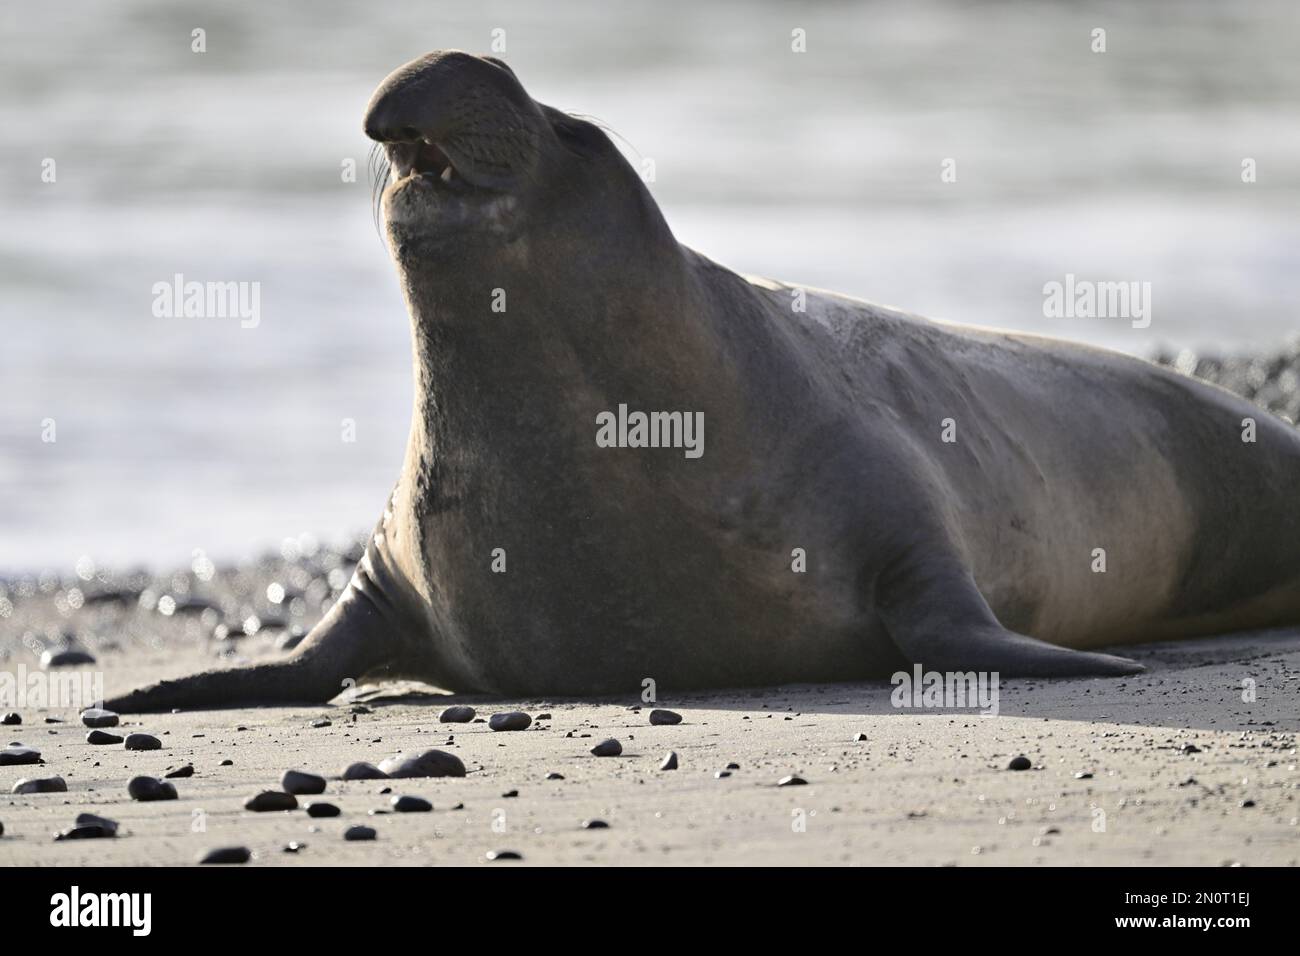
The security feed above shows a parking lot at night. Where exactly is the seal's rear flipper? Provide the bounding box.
[105,583,396,713]
[878,558,1144,678]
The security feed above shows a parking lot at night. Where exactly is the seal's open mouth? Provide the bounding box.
[386,140,470,191]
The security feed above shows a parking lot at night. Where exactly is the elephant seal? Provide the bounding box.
[107,51,1300,711]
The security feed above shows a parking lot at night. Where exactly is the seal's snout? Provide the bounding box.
[364,50,542,191]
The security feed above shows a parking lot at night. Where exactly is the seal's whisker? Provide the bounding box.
[368,142,390,245]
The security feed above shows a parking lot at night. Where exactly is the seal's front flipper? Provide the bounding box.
[878,558,1144,678]
[105,569,400,713]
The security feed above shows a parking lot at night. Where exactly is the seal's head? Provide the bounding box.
[363,50,672,277]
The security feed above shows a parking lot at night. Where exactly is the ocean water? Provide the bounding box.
[2,0,1298,570]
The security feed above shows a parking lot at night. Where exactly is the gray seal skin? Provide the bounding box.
[107,51,1300,711]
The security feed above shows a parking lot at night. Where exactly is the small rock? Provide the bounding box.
[1,713,21,726]
[306,802,341,818]
[1075,771,1094,779]
[534,712,552,721]
[489,711,532,732]
[341,761,389,781]
[199,846,251,864]
[648,709,682,726]
[378,750,466,778]
[124,733,162,751]
[244,791,298,812]
[1181,743,1202,754]
[86,730,123,745]
[716,770,731,778]
[659,751,679,771]
[41,649,96,668]
[1240,799,1256,808]
[283,841,305,853]
[75,812,119,836]
[282,770,327,795]
[439,705,476,723]
[545,772,565,780]
[13,776,67,794]
[165,765,194,779]
[777,775,808,787]
[486,849,522,861]
[391,795,432,813]
[582,819,610,829]
[854,733,868,742]
[128,776,178,802]
[1007,755,1032,771]
[80,708,120,729]
[344,825,377,841]
[590,738,622,757]
[310,719,332,729]
[0,745,41,766]
[55,823,116,841]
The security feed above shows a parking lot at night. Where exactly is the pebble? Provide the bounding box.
[0,821,4,837]
[777,775,808,787]
[343,825,377,841]
[199,846,251,864]
[124,733,162,751]
[486,849,522,861]
[244,791,298,812]
[341,761,389,780]
[1181,743,1202,754]
[306,802,341,818]
[80,708,120,729]
[545,772,565,780]
[86,730,123,745]
[1007,755,1032,771]
[310,719,332,729]
[41,649,96,668]
[283,842,305,854]
[282,770,327,795]
[128,776,178,802]
[590,738,622,757]
[1,713,21,726]
[854,733,868,742]
[55,822,116,841]
[74,812,118,836]
[715,770,732,778]
[165,765,194,778]
[439,705,476,723]
[0,745,41,766]
[13,776,67,794]
[582,819,610,829]
[391,795,432,813]
[659,751,679,771]
[489,711,532,732]
[648,709,682,725]
[378,750,466,778]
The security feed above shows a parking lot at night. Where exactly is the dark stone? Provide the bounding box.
[659,751,678,771]
[124,733,162,751]
[486,849,522,861]
[1,713,21,726]
[244,791,298,812]
[41,649,96,668]
[391,795,432,813]
[282,770,327,795]
[86,730,123,745]
[1007,755,1033,771]
[55,823,116,841]
[13,776,67,794]
[439,705,476,723]
[489,711,532,732]
[306,802,341,818]
[343,825,377,841]
[378,750,466,778]
[341,761,388,780]
[310,719,332,728]
[777,775,807,787]
[582,819,610,829]
[590,738,622,757]
[75,812,119,836]
[80,709,120,728]
[128,776,178,802]
[0,745,41,765]
[545,772,565,780]
[199,846,251,864]
[648,709,682,725]
[165,765,194,778]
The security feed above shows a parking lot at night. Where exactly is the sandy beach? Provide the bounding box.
[1,590,1296,866]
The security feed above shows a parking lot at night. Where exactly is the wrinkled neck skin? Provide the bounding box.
[370,203,766,689]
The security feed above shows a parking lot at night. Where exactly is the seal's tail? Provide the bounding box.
[104,586,393,713]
